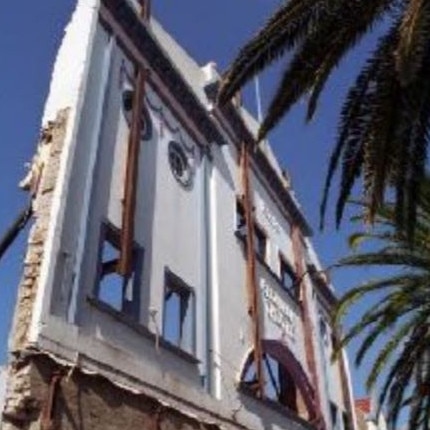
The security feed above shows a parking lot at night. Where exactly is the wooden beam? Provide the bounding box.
[118,68,146,277]
[292,225,326,430]
[241,142,264,399]
[336,333,355,430]
[98,4,211,148]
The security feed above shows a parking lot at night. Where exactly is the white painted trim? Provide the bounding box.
[28,0,101,343]
[209,164,222,400]
[42,0,101,125]
[67,33,115,324]
[342,349,359,430]
[196,150,207,381]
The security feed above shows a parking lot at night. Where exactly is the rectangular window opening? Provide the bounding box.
[254,224,267,260]
[95,221,143,320]
[278,361,298,412]
[279,255,297,292]
[163,269,195,355]
[235,198,267,263]
[342,411,351,430]
[261,354,298,412]
[330,402,338,429]
[235,198,247,238]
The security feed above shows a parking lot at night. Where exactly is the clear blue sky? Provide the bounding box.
[0,0,384,399]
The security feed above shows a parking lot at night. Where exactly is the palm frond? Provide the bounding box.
[217,0,334,104]
[258,0,391,141]
[333,274,426,326]
[319,32,390,228]
[396,0,430,84]
[335,186,430,429]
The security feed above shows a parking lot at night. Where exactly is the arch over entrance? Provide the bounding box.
[240,339,325,430]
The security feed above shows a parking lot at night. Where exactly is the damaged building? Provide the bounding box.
[1,0,357,429]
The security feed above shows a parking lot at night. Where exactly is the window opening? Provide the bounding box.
[235,199,267,261]
[342,411,351,430]
[330,402,338,429]
[163,269,195,354]
[95,222,142,319]
[320,317,330,346]
[242,352,298,412]
[279,256,297,291]
[254,225,267,260]
[235,198,246,237]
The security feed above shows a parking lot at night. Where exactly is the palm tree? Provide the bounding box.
[332,176,430,429]
[217,0,430,236]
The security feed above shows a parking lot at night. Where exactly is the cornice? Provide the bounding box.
[307,264,337,308]
[101,0,312,237]
[205,82,313,237]
[101,0,227,146]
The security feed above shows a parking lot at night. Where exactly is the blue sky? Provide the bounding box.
[0,0,388,400]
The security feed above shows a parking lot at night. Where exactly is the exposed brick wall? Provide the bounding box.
[0,106,224,430]
[1,354,221,430]
[9,109,69,353]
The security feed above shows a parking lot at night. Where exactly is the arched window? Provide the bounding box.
[241,351,299,413]
[240,340,323,427]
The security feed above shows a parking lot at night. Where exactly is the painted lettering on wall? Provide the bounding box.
[261,279,295,340]
[259,201,281,235]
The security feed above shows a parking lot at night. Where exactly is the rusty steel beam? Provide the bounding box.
[118,0,151,277]
[291,224,326,430]
[336,333,355,430]
[118,68,146,277]
[240,142,264,399]
[41,372,63,430]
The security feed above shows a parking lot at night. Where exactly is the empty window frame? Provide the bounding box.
[94,221,143,320]
[163,269,195,354]
[235,198,267,261]
[319,317,330,347]
[242,353,298,412]
[235,198,246,237]
[342,412,352,430]
[254,224,267,260]
[279,256,297,291]
[330,402,339,429]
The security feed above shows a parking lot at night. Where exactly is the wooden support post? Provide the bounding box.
[118,68,145,277]
[240,142,264,399]
[41,372,62,430]
[336,334,355,430]
[118,0,151,277]
[291,225,326,430]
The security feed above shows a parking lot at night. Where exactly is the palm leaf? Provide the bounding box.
[396,0,430,84]
[218,0,339,104]
[334,183,430,429]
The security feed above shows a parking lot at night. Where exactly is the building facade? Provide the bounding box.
[355,398,387,430]
[1,1,356,429]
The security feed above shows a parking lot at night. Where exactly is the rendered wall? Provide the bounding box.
[1,0,355,429]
